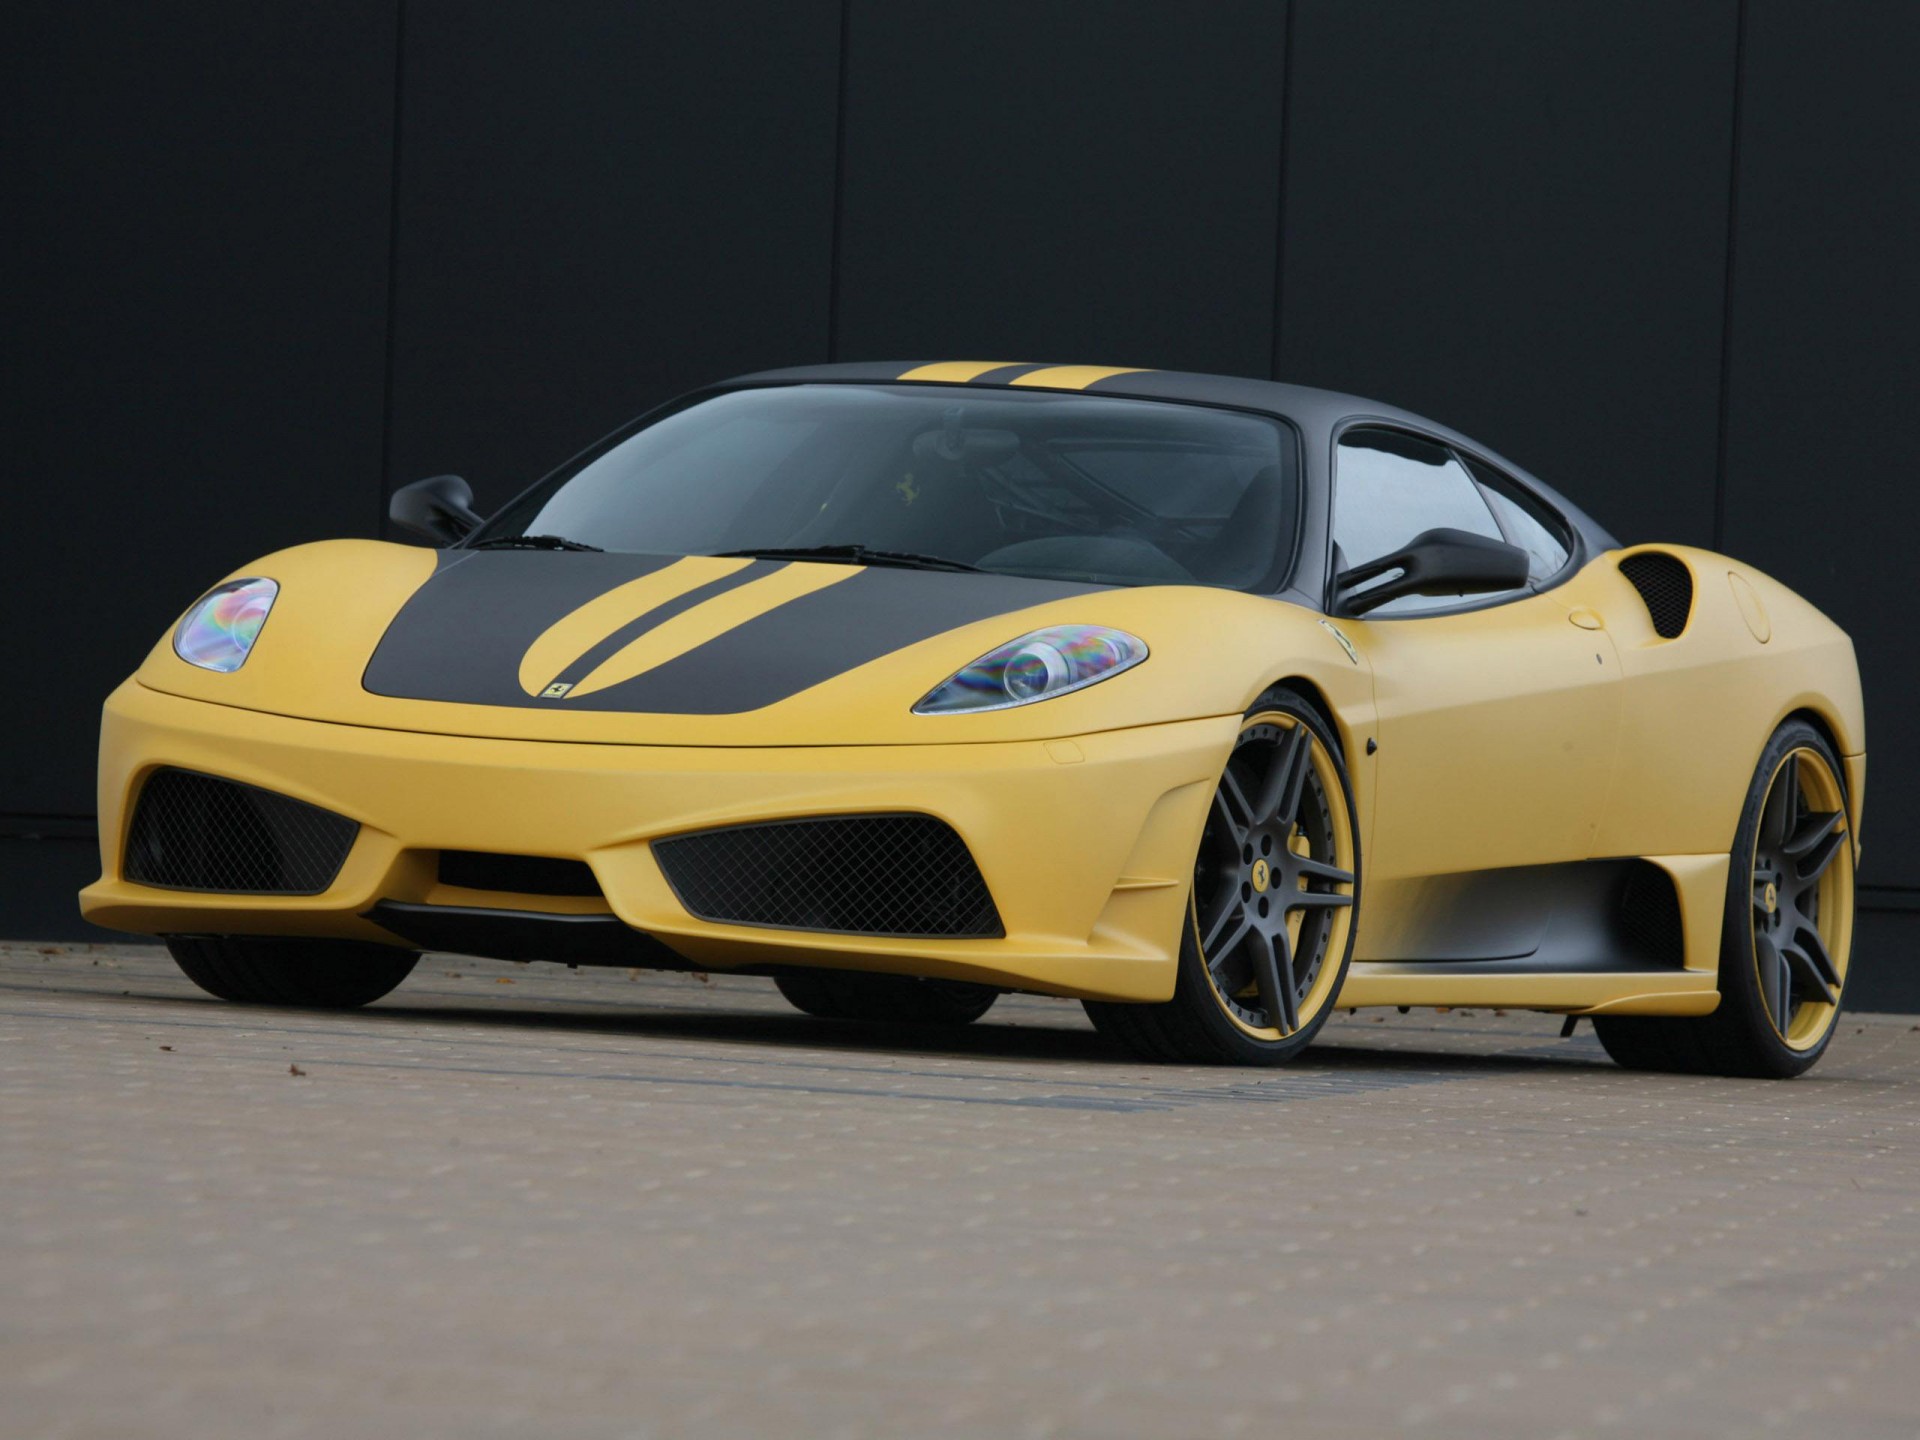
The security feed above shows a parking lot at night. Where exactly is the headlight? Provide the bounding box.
[173,577,279,673]
[914,625,1148,714]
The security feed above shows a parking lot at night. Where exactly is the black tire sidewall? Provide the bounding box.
[166,935,419,1009]
[775,969,998,1025]
[1715,720,1849,1077]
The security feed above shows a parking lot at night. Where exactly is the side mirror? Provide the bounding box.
[389,474,483,546]
[1335,527,1531,616]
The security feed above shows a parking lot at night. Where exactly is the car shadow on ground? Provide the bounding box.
[17,960,1621,1075]
[355,993,1622,1075]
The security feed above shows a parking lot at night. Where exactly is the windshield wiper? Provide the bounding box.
[708,544,979,573]
[469,533,603,552]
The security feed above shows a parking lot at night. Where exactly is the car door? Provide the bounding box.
[1329,427,1622,923]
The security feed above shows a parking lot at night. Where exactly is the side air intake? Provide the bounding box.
[124,769,359,893]
[1619,552,1693,639]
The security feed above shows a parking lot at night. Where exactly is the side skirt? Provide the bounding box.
[1335,853,1729,1015]
[1334,963,1719,1016]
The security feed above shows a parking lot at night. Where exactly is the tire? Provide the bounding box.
[166,935,420,1009]
[1084,686,1361,1064]
[1594,718,1856,1078]
[774,970,999,1026]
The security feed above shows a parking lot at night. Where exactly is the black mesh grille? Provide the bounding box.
[1619,552,1693,638]
[653,814,1003,937]
[1616,861,1686,967]
[439,850,602,897]
[124,769,358,894]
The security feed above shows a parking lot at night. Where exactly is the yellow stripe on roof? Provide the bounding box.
[896,361,1023,383]
[1007,365,1149,391]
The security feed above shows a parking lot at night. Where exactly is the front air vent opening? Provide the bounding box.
[653,814,1003,938]
[438,850,603,898]
[123,769,359,894]
[1619,551,1694,639]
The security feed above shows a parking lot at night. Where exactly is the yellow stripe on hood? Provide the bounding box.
[567,563,859,698]
[517,557,753,697]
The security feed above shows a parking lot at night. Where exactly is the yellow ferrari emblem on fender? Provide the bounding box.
[1251,858,1271,893]
[1317,618,1359,665]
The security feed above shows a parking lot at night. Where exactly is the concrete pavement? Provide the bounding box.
[4,942,1918,1439]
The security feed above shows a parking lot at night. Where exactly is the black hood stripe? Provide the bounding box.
[574,565,1098,714]
[362,552,1103,715]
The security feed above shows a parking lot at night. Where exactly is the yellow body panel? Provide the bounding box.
[85,531,1864,1017]
[1588,547,1865,857]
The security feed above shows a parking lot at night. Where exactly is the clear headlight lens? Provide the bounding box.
[173,577,279,673]
[914,624,1148,714]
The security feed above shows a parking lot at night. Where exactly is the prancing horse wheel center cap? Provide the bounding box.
[1251,858,1270,893]
[1763,881,1778,915]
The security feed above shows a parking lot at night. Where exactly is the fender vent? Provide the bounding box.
[1619,552,1693,638]
[124,769,359,894]
[653,814,1003,937]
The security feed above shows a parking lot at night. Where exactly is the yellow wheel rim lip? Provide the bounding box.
[1751,746,1853,1052]
[1198,711,1356,1043]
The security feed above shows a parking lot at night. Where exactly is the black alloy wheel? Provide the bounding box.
[1595,718,1855,1078]
[1085,687,1361,1064]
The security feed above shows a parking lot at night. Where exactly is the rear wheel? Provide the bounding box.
[1084,688,1360,1064]
[1594,719,1855,1078]
[774,970,999,1025]
[166,935,420,1009]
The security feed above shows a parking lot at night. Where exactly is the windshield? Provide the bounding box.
[478,384,1301,591]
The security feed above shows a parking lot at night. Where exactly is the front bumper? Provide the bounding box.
[80,681,1234,1002]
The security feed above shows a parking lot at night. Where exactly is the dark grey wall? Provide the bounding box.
[8,3,1916,1004]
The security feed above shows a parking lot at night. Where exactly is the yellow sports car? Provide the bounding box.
[82,362,1865,1076]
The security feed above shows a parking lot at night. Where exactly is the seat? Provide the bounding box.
[1191,464,1286,589]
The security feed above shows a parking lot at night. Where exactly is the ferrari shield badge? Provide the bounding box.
[1317,619,1359,665]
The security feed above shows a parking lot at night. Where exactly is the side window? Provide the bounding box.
[1333,428,1513,615]
[1463,456,1572,583]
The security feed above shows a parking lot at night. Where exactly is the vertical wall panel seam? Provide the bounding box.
[1267,0,1297,382]
[826,0,853,362]
[1711,0,1748,552]
[376,0,408,535]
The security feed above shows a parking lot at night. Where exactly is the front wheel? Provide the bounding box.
[1084,688,1361,1064]
[166,935,420,1009]
[1594,718,1856,1078]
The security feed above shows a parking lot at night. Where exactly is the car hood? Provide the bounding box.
[135,539,1345,745]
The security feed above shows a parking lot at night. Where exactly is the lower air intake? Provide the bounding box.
[124,768,359,894]
[439,850,602,897]
[653,814,1003,937]
[1619,551,1694,639]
